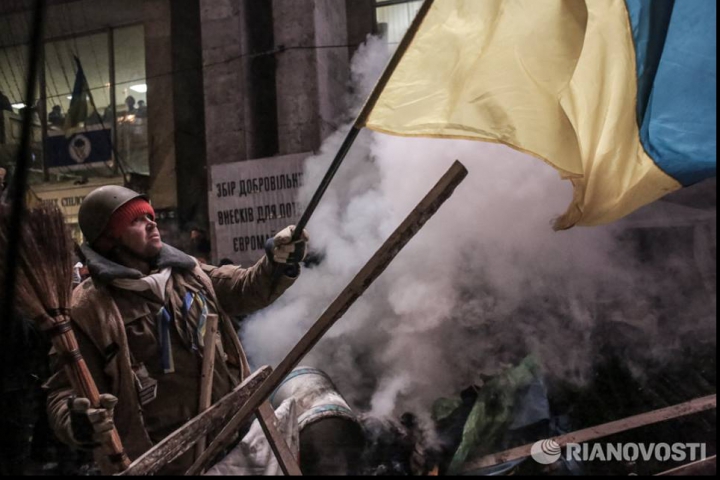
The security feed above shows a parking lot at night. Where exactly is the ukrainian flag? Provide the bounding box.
[64,55,90,136]
[364,0,716,229]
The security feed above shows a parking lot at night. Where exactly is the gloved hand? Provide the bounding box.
[68,393,118,448]
[265,226,309,265]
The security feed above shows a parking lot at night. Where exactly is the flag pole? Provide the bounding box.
[69,55,129,181]
[0,0,47,391]
[290,0,435,240]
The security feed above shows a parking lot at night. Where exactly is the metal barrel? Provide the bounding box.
[271,367,365,475]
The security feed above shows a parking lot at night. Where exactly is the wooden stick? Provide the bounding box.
[256,401,303,476]
[118,366,271,476]
[38,314,130,472]
[186,160,469,475]
[655,455,716,476]
[291,0,436,238]
[194,313,219,458]
[461,394,717,472]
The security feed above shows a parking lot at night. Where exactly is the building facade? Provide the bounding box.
[0,0,391,252]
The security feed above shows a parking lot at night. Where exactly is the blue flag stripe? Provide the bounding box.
[626,0,717,186]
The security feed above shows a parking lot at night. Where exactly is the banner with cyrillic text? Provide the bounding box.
[209,153,308,266]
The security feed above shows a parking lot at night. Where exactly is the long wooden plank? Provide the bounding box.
[655,455,716,476]
[462,394,716,472]
[118,366,271,476]
[186,160,469,475]
[256,401,303,476]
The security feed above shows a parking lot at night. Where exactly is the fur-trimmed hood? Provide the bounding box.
[82,243,197,284]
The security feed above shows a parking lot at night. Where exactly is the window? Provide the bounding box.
[0,44,32,110]
[44,32,114,176]
[0,42,42,174]
[375,0,423,45]
[113,25,149,176]
[1,23,149,181]
[44,26,149,177]
[45,32,111,127]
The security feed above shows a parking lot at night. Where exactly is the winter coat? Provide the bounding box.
[46,243,296,474]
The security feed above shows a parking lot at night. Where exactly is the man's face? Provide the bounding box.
[118,213,163,259]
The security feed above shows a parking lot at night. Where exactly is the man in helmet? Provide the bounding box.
[45,185,308,474]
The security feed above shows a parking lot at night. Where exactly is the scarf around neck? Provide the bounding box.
[112,267,172,301]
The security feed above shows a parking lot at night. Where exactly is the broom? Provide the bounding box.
[0,203,130,473]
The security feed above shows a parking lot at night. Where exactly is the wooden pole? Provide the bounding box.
[461,394,717,473]
[655,455,716,476]
[0,0,46,398]
[256,401,303,476]
[118,366,272,476]
[186,160,469,475]
[290,0,436,239]
[194,313,219,458]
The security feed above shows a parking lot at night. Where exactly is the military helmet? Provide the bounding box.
[78,185,148,245]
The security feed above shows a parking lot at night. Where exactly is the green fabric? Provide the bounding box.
[446,356,541,474]
[432,397,463,423]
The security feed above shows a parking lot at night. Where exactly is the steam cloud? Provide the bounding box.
[242,36,716,419]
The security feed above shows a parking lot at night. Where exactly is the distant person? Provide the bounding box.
[48,105,64,127]
[189,226,212,264]
[0,90,12,112]
[71,261,89,288]
[124,95,136,114]
[136,100,147,118]
[72,261,83,288]
[102,104,114,124]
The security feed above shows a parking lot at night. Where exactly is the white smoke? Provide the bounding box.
[242,36,716,418]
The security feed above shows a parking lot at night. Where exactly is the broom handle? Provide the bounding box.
[46,315,131,472]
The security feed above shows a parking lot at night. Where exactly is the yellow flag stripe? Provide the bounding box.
[365,0,681,229]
